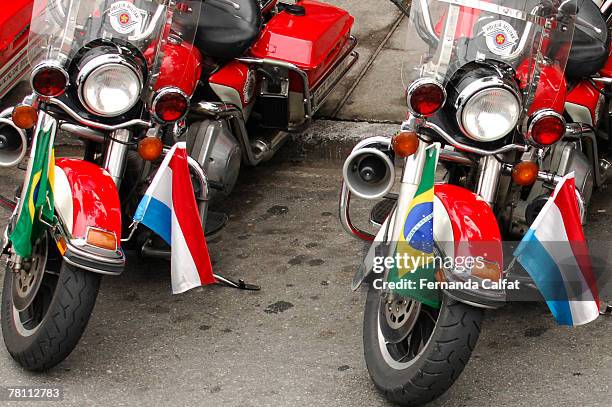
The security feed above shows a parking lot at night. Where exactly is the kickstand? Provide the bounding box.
[214,274,261,291]
[600,301,612,316]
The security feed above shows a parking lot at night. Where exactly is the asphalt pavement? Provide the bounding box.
[0,0,611,405]
[1,122,612,406]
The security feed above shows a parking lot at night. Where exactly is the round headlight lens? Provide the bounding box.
[460,87,520,142]
[81,63,142,117]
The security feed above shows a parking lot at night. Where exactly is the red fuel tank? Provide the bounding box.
[0,0,33,97]
[0,0,32,60]
[249,0,354,90]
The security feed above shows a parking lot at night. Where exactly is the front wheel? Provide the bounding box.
[1,234,101,371]
[363,285,483,406]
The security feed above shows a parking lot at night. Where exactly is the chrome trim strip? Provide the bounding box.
[49,214,124,276]
[46,97,152,130]
[62,256,122,275]
[66,241,124,266]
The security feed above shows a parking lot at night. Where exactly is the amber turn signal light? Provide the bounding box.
[470,260,502,281]
[56,237,68,256]
[11,105,38,129]
[512,161,539,186]
[86,228,117,251]
[392,131,419,157]
[138,137,163,161]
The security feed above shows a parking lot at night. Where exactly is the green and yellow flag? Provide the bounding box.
[387,145,441,309]
[9,123,55,258]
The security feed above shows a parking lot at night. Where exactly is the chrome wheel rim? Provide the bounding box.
[11,235,60,337]
[377,296,440,370]
[12,236,48,312]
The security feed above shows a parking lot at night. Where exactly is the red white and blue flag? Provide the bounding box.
[133,143,216,294]
[514,173,599,326]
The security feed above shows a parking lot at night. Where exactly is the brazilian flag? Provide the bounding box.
[9,124,55,258]
[387,145,441,309]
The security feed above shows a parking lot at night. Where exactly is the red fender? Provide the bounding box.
[434,184,503,268]
[54,158,122,246]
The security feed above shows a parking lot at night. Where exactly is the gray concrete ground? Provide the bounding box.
[1,134,612,406]
[1,1,612,406]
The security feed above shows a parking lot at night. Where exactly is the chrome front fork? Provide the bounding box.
[475,155,502,206]
[103,129,131,187]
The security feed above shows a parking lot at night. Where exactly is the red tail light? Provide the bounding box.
[527,110,565,146]
[31,62,68,97]
[152,88,189,122]
[407,79,446,116]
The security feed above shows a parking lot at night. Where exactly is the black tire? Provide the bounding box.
[1,259,101,371]
[363,286,483,406]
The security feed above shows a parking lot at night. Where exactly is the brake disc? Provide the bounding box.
[12,236,48,312]
[378,295,421,344]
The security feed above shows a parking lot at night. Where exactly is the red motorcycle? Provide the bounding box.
[0,0,357,371]
[341,0,610,404]
[0,0,33,99]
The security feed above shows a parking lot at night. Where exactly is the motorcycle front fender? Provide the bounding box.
[53,158,125,275]
[433,184,505,308]
[354,184,504,308]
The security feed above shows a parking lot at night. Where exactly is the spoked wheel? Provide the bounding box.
[1,232,101,371]
[363,285,483,406]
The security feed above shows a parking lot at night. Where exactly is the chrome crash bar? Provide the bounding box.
[237,35,358,128]
[161,147,210,229]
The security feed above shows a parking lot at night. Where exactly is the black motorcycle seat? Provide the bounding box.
[195,0,262,60]
[566,0,610,79]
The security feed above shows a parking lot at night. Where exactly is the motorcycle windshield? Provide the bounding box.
[28,0,201,91]
[402,0,577,117]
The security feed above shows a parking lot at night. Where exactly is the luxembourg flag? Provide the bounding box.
[514,173,599,326]
[133,142,216,294]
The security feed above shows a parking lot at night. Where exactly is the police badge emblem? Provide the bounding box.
[109,1,144,35]
[482,20,519,57]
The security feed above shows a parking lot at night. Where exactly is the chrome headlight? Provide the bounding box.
[78,55,143,117]
[456,78,521,142]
